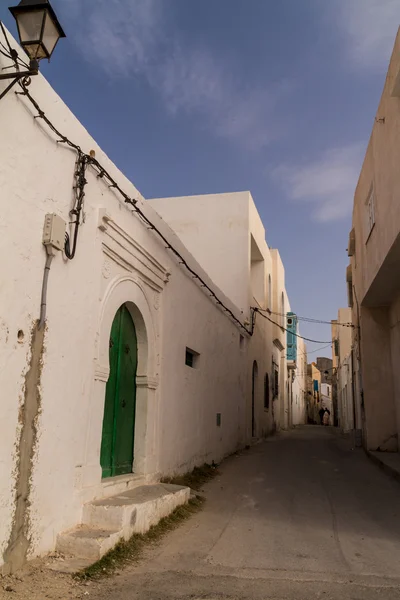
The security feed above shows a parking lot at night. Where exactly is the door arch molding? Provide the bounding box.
[84,276,159,486]
[97,276,157,381]
[100,303,138,478]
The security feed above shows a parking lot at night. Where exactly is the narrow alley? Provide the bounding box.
[95,427,400,600]
[2,3,400,598]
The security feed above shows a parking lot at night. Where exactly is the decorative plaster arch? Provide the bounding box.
[96,275,157,384]
[83,275,160,486]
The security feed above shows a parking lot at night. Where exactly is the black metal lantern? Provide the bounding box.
[9,0,65,61]
[0,0,65,100]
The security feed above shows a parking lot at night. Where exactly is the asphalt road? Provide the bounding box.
[98,426,400,599]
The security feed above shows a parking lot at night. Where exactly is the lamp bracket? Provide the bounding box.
[0,20,38,100]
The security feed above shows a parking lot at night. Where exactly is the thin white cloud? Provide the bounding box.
[63,0,287,150]
[335,0,399,70]
[271,143,365,222]
[69,0,162,76]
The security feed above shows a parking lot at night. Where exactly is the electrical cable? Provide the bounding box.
[16,82,252,336]
[64,154,88,260]
[262,308,353,328]
[0,25,29,70]
[0,22,13,55]
[0,47,11,60]
[297,343,332,357]
[15,81,337,347]
[254,308,332,344]
[296,363,339,377]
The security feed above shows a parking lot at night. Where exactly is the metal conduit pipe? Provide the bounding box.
[38,251,54,330]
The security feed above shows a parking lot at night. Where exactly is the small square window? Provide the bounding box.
[185,348,199,368]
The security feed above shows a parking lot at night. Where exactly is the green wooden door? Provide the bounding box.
[100,304,138,478]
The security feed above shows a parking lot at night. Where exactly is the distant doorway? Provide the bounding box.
[252,361,258,437]
[264,373,270,410]
[100,304,138,478]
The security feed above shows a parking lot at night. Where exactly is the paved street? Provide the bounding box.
[97,427,400,600]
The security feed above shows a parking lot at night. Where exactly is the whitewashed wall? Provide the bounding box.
[338,355,354,431]
[0,38,249,565]
[292,337,307,425]
[336,308,354,431]
[149,192,288,437]
[321,383,333,425]
[149,193,252,317]
[269,249,289,429]
[247,201,275,439]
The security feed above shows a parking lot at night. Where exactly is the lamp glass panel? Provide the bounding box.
[16,10,45,43]
[42,12,60,56]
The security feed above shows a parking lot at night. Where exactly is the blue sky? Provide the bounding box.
[2,0,399,355]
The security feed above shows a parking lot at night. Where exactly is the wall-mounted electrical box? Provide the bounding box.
[42,213,66,251]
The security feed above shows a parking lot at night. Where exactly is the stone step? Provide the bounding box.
[56,483,190,561]
[56,526,122,561]
[83,483,189,533]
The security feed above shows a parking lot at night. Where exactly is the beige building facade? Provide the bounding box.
[348,28,400,451]
[332,308,354,432]
[307,362,322,424]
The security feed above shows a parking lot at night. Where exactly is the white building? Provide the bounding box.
[321,383,333,425]
[149,193,308,432]
[332,308,354,432]
[0,29,306,573]
[292,336,307,426]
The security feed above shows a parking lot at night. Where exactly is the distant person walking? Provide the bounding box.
[323,409,330,426]
[319,407,325,425]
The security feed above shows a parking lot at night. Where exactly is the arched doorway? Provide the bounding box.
[100,304,138,478]
[252,361,258,437]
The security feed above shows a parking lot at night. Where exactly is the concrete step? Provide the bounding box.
[56,526,122,561]
[83,483,188,533]
[56,483,190,561]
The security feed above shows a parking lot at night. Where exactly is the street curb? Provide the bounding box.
[364,449,400,485]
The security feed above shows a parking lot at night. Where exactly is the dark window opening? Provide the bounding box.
[185,348,199,368]
[273,364,279,398]
[264,373,270,410]
[334,339,339,356]
[252,361,258,437]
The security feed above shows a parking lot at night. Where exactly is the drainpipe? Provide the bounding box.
[38,213,66,329]
[38,250,54,330]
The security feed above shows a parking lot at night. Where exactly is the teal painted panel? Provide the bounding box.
[286,312,297,361]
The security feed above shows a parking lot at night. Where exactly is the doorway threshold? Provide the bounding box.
[100,473,146,499]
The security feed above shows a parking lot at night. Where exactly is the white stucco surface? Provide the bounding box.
[321,384,333,425]
[335,308,354,432]
[0,40,247,565]
[149,192,254,316]
[0,30,306,569]
[149,194,308,435]
[292,337,307,426]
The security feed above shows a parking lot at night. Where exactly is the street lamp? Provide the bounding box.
[9,0,65,61]
[0,0,65,100]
